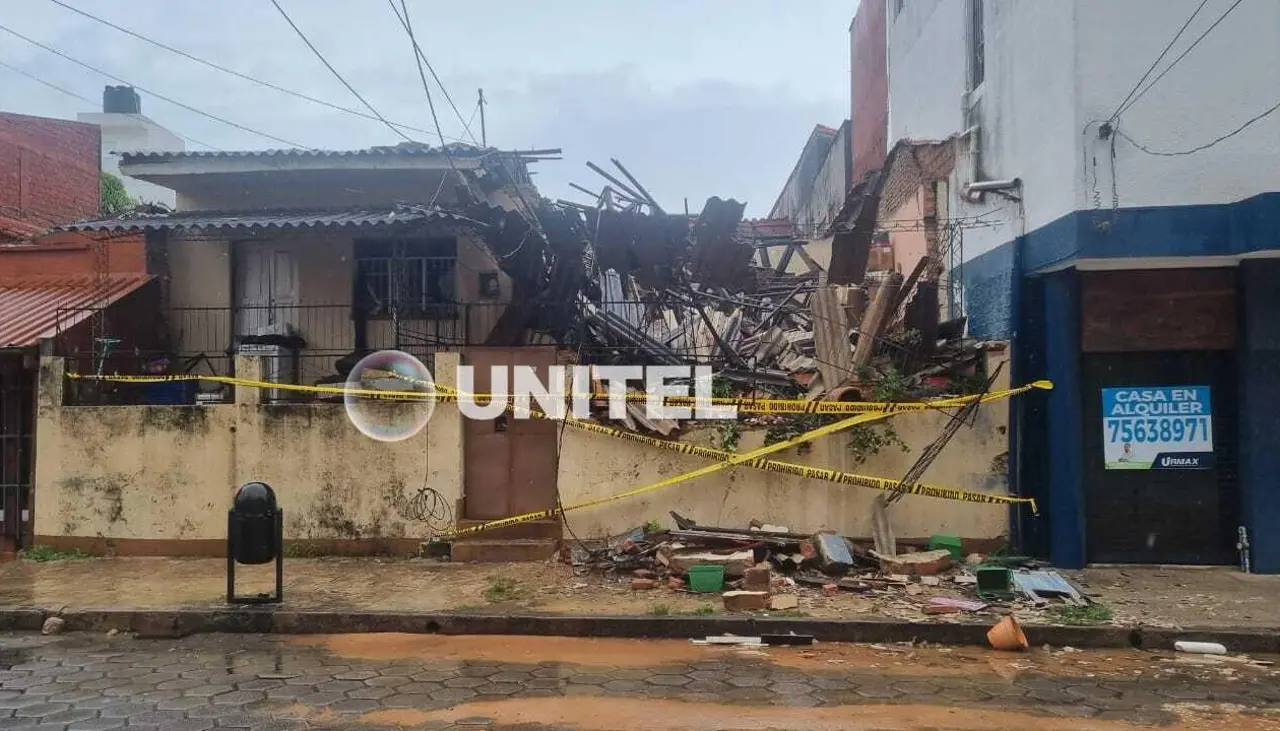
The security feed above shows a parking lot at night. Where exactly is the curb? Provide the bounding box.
[3,608,1277,652]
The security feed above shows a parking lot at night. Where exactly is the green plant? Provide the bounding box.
[714,420,741,452]
[847,423,908,465]
[764,413,835,456]
[482,577,525,604]
[678,605,716,616]
[1049,603,1113,626]
[769,610,810,618]
[100,172,135,216]
[871,367,912,402]
[711,376,734,399]
[644,519,662,534]
[648,604,671,616]
[18,546,89,562]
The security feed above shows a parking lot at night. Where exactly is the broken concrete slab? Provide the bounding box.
[812,533,855,574]
[880,549,953,577]
[769,594,800,611]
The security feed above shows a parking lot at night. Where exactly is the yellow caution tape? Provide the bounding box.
[66,372,1052,415]
[438,409,890,539]
[66,371,1043,533]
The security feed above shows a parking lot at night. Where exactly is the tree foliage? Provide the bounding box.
[100,172,135,216]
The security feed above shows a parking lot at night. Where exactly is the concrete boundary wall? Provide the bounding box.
[32,351,1015,555]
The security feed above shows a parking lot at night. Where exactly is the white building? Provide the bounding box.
[78,86,184,208]
[882,1,1280,571]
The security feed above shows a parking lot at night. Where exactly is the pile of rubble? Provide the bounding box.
[484,159,996,434]
[571,512,1094,623]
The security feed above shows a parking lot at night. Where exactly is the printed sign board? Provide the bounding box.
[1101,386,1214,470]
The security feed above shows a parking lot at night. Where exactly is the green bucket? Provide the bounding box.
[687,565,725,593]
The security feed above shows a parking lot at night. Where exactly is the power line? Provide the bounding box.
[384,0,479,146]
[0,58,222,151]
[393,0,461,210]
[1116,98,1280,156]
[41,0,472,146]
[1108,0,1209,121]
[268,0,414,144]
[1114,0,1247,119]
[0,23,306,148]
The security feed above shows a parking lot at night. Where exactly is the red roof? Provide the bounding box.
[0,274,153,349]
[0,215,45,241]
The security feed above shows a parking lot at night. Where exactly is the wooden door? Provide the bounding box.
[462,347,559,520]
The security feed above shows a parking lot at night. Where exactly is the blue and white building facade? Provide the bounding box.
[885,0,1280,570]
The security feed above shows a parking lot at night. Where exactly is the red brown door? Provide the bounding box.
[462,347,559,519]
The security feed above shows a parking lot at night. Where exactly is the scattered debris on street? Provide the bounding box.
[566,509,1102,626]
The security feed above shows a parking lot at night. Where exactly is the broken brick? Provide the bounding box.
[722,590,769,611]
[667,577,686,590]
[822,584,839,597]
[744,565,771,592]
[800,540,817,561]
[633,569,656,579]
[631,578,658,590]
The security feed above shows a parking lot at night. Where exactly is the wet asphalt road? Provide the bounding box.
[2,631,1279,730]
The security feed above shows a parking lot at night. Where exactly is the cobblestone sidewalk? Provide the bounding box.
[2,632,1280,730]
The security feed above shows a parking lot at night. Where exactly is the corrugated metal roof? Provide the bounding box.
[0,274,153,349]
[60,208,475,234]
[119,143,487,164]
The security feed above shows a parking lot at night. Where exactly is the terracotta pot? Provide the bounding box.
[987,615,1029,652]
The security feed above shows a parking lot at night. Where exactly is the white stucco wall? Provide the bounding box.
[888,0,1280,265]
[78,112,185,208]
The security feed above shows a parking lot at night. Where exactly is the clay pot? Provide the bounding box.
[987,615,1029,651]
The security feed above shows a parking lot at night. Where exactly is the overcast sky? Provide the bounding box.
[0,0,853,216]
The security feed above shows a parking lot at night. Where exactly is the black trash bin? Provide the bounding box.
[227,481,283,604]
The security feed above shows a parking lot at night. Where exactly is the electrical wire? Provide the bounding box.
[41,0,474,145]
[1115,99,1280,156]
[384,0,479,146]
[1107,0,1209,122]
[0,23,306,148]
[392,0,456,210]
[1113,0,1247,120]
[0,59,223,152]
[268,0,414,144]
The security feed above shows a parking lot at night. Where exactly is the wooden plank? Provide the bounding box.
[810,285,854,388]
[852,273,903,368]
[1081,269,1236,352]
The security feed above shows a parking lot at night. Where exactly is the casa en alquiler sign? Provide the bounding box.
[1102,386,1214,470]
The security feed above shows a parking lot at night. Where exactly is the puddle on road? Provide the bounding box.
[293,633,709,667]
[295,632,1196,683]
[360,697,1280,731]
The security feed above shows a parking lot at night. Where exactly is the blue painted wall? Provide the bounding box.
[975,192,1280,570]
[1238,260,1280,574]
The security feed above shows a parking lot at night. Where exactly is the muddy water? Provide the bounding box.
[296,632,1208,682]
[359,697,1280,731]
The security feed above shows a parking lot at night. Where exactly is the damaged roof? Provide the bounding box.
[58,207,477,234]
[117,142,491,164]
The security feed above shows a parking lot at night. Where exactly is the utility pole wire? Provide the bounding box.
[1114,0,1247,119]
[1116,98,1280,156]
[0,59,222,151]
[0,23,305,148]
[394,0,455,208]
[268,0,415,144]
[385,0,480,146]
[43,0,472,145]
[1108,0,1209,121]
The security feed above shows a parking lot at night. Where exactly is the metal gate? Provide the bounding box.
[0,356,33,551]
[1081,350,1239,565]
